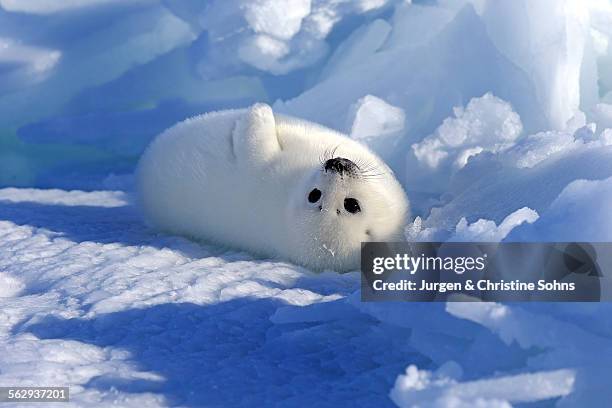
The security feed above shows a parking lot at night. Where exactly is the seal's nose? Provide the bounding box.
[324,157,356,175]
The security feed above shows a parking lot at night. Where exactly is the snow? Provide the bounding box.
[508,176,612,241]
[201,0,392,75]
[406,207,540,242]
[349,95,405,141]
[3,187,608,406]
[3,0,612,405]
[451,207,539,242]
[390,365,574,408]
[590,103,612,130]
[411,93,522,174]
[244,0,311,41]
[0,189,368,406]
[0,0,152,14]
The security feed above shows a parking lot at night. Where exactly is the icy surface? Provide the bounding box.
[508,176,612,241]
[3,0,612,406]
[348,95,405,141]
[3,187,611,406]
[0,189,370,406]
[0,37,61,92]
[390,365,574,408]
[480,0,596,129]
[410,93,522,192]
[0,0,153,14]
[412,93,522,171]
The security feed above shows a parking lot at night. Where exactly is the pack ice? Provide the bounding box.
[2,0,612,406]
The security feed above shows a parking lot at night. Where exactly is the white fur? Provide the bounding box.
[137,103,409,271]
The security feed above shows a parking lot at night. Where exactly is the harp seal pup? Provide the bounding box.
[137,103,409,271]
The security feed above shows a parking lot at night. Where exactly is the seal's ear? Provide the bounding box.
[233,103,280,163]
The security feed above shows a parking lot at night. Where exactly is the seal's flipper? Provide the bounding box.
[233,103,281,164]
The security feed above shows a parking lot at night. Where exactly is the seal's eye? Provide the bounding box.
[344,198,361,214]
[308,188,322,203]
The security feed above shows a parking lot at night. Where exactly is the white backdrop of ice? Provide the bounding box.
[0,4,197,128]
[200,0,393,75]
[346,94,405,159]
[479,0,596,130]
[2,0,612,406]
[348,95,405,140]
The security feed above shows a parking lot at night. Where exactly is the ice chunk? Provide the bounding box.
[385,2,457,49]
[235,0,321,73]
[277,4,544,193]
[305,0,392,35]
[480,0,596,130]
[0,37,61,92]
[0,187,128,207]
[346,94,405,163]
[422,144,612,234]
[564,110,588,134]
[320,19,391,80]
[237,33,327,74]
[201,0,391,75]
[0,0,153,14]
[446,300,612,353]
[589,0,612,97]
[419,108,612,234]
[347,95,405,139]
[504,130,577,169]
[405,216,450,242]
[0,5,196,128]
[508,176,612,241]
[589,103,612,131]
[243,0,311,41]
[408,92,522,199]
[390,364,575,408]
[276,5,542,135]
[406,207,539,242]
[412,93,522,171]
[451,207,539,242]
[499,110,610,169]
[0,272,24,297]
[601,128,612,144]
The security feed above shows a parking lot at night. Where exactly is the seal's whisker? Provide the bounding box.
[361,174,386,180]
[331,144,341,159]
[318,150,327,167]
[357,160,387,178]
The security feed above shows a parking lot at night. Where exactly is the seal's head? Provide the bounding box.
[288,147,409,271]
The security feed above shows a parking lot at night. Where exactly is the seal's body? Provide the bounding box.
[137,104,409,271]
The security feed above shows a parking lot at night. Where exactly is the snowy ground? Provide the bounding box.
[0,189,611,407]
[3,0,612,406]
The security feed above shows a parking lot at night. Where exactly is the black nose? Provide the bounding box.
[324,157,356,175]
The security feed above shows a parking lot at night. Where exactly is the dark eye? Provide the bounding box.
[308,188,321,203]
[344,198,361,214]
